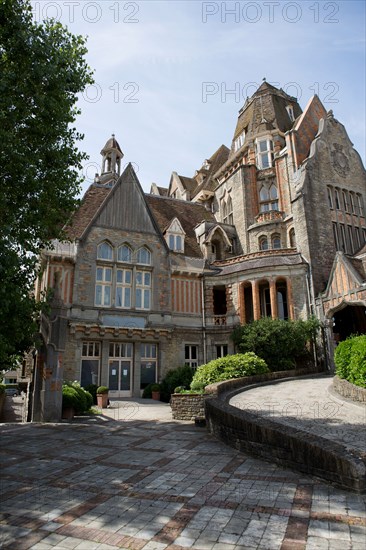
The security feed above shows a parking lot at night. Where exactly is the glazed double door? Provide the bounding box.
[108,360,132,396]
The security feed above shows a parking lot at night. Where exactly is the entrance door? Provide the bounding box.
[108,360,132,397]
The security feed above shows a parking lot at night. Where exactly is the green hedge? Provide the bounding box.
[190,352,269,392]
[0,384,5,395]
[62,382,93,413]
[232,316,319,371]
[159,365,194,402]
[334,335,366,388]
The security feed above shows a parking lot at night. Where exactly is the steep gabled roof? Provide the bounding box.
[192,144,230,198]
[65,185,111,240]
[146,195,215,257]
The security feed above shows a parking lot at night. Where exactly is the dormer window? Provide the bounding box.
[165,218,185,253]
[256,137,274,169]
[234,130,245,152]
[286,105,295,122]
[169,234,183,252]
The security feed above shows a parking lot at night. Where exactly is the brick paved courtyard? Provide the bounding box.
[1,405,365,550]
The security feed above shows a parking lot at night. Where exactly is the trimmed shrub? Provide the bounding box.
[335,335,366,388]
[232,316,319,371]
[142,383,153,398]
[96,386,109,394]
[84,384,98,404]
[62,381,93,413]
[160,365,194,402]
[190,352,269,391]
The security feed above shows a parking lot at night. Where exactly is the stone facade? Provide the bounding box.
[170,393,206,421]
[33,82,365,421]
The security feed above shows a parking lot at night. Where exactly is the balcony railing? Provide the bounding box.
[256,210,284,224]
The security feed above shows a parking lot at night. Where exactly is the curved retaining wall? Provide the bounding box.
[205,372,366,493]
[333,375,366,403]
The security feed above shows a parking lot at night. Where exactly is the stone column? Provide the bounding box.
[270,279,278,319]
[239,282,246,325]
[252,280,261,320]
[286,278,295,320]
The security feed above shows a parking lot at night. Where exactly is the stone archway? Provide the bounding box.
[332,303,366,341]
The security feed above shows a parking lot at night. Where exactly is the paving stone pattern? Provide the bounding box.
[0,402,365,550]
[229,376,366,453]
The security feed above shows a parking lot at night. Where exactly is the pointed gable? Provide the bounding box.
[289,95,327,168]
[94,164,163,237]
[323,252,366,299]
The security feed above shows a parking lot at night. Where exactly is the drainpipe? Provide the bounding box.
[201,274,207,365]
[301,254,319,367]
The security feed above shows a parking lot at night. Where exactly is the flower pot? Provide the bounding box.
[97,393,109,408]
[62,407,75,420]
[151,391,160,401]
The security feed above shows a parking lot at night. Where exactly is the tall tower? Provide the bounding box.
[94,134,124,186]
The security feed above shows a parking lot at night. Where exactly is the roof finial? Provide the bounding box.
[263,77,266,82]
[112,133,115,138]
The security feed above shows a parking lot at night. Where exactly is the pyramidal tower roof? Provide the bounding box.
[230,81,303,157]
[101,134,123,155]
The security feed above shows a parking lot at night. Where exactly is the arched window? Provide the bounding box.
[269,184,278,200]
[272,234,281,249]
[226,196,233,224]
[117,244,132,262]
[259,184,278,212]
[289,228,296,248]
[97,242,113,260]
[259,236,268,250]
[137,247,151,265]
[259,186,269,202]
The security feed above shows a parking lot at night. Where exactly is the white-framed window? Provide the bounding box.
[256,137,274,169]
[141,343,158,390]
[185,345,198,369]
[216,344,228,358]
[81,341,100,387]
[234,130,245,152]
[109,342,133,358]
[136,271,151,310]
[342,191,349,212]
[97,242,113,260]
[272,234,281,249]
[327,187,333,209]
[259,236,268,250]
[335,189,340,210]
[137,247,151,265]
[95,266,112,306]
[350,192,356,214]
[259,183,278,212]
[357,194,364,217]
[168,234,183,252]
[116,268,132,308]
[118,244,132,262]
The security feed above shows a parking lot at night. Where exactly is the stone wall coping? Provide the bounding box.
[205,366,322,396]
[332,375,366,404]
[204,368,366,493]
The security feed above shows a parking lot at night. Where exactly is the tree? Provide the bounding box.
[0,0,93,367]
[232,317,320,371]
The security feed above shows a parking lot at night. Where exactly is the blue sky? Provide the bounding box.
[31,1,366,194]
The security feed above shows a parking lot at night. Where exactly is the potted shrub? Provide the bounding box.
[62,386,77,420]
[151,383,161,401]
[96,386,109,408]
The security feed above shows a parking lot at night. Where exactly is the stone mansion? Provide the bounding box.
[33,82,366,420]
